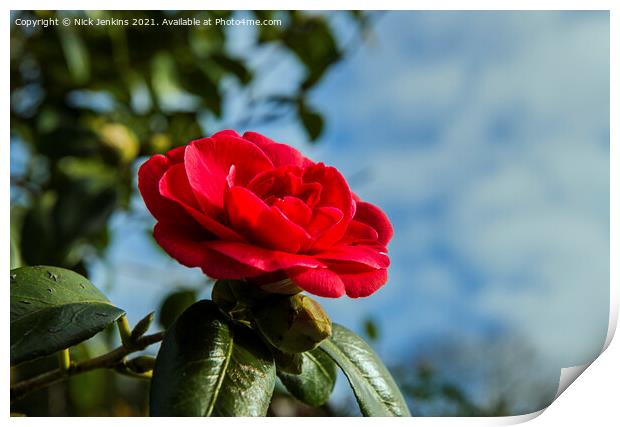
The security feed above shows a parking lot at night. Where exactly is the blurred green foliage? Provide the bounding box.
[396,363,511,416]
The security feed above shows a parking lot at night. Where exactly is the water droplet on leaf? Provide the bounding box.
[20,300,32,305]
[47,271,59,282]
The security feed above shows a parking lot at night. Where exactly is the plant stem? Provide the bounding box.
[10,331,165,403]
[58,349,71,372]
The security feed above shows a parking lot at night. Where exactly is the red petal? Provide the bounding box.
[138,152,193,224]
[212,129,241,139]
[159,164,245,242]
[303,163,355,246]
[273,196,313,228]
[303,163,354,216]
[353,201,393,245]
[206,240,324,272]
[286,267,345,298]
[153,222,263,279]
[225,186,311,253]
[306,206,343,238]
[341,220,379,244]
[314,245,390,269]
[184,135,273,210]
[340,268,388,298]
[167,145,187,162]
[243,131,313,168]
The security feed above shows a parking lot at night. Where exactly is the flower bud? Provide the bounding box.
[253,294,332,354]
[130,311,154,341]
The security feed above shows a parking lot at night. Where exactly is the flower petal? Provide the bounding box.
[138,152,193,224]
[211,129,242,139]
[159,164,245,242]
[286,267,345,298]
[206,240,324,272]
[340,268,388,298]
[243,131,313,168]
[314,245,390,269]
[353,201,393,246]
[341,220,379,245]
[303,163,355,247]
[306,206,343,238]
[272,196,313,228]
[225,186,311,253]
[153,221,263,279]
[303,163,354,218]
[184,135,273,210]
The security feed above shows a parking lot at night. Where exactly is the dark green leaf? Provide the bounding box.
[10,230,22,270]
[150,300,276,416]
[363,317,379,342]
[273,348,303,375]
[278,348,337,407]
[10,266,124,366]
[20,192,57,267]
[320,323,410,416]
[157,288,197,329]
[284,15,341,88]
[211,53,252,85]
[299,106,324,141]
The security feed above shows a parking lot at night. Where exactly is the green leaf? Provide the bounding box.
[278,348,337,407]
[58,28,91,84]
[299,106,324,142]
[157,288,197,329]
[273,348,303,374]
[150,300,276,416]
[363,317,379,342]
[10,231,22,270]
[211,53,252,85]
[282,15,341,89]
[320,323,410,417]
[10,266,124,366]
[10,208,23,270]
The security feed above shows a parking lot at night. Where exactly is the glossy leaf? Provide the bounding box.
[278,348,337,407]
[273,348,303,375]
[10,266,124,366]
[320,323,410,417]
[150,300,276,416]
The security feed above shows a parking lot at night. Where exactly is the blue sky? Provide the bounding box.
[84,11,609,413]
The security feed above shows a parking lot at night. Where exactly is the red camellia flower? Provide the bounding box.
[138,130,393,298]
